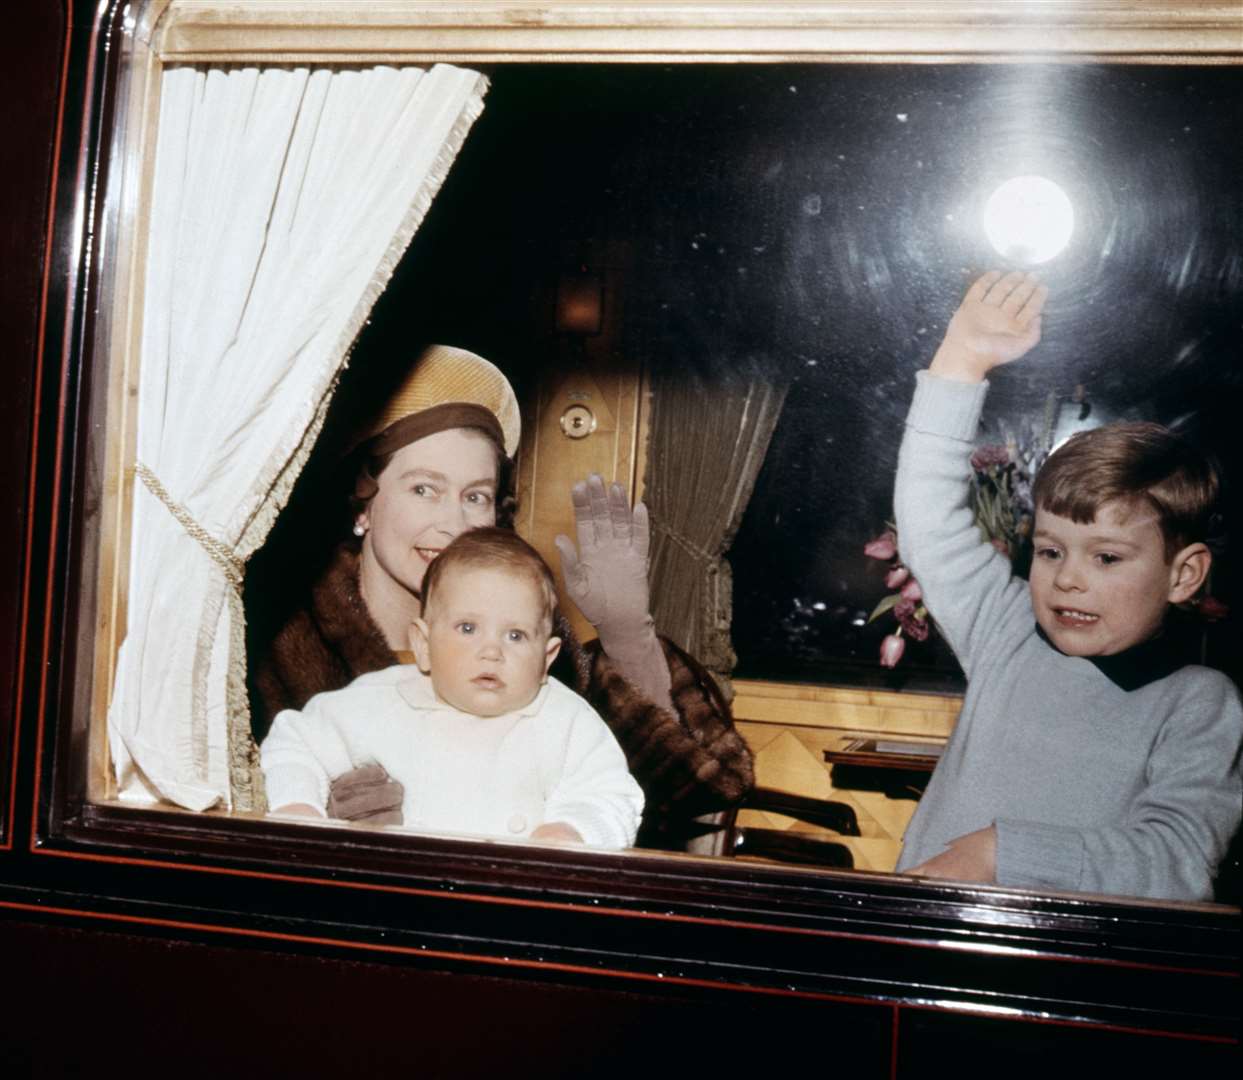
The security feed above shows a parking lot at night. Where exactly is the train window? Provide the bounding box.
[71,1,1241,908]
[721,63,1242,695]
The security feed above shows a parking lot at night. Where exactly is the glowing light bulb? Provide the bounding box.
[982,175,1074,264]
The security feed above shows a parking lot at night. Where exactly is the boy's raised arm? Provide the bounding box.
[893,273,1048,883]
[894,273,1046,674]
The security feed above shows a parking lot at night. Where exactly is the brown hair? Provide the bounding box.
[421,527,558,636]
[1032,421,1220,559]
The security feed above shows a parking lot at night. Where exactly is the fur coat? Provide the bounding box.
[252,543,754,844]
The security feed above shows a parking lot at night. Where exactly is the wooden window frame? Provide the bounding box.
[18,0,1241,1045]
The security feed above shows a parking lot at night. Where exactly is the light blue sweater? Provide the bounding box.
[893,371,1242,901]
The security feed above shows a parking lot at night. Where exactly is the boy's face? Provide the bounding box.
[1029,498,1207,657]
[410,564,560,718]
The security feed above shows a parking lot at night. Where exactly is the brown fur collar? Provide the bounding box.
[312,542,397,678]
[584,637,754,836]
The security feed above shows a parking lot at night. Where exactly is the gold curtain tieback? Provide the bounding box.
[651,520,716,565]
[134,461,245,591]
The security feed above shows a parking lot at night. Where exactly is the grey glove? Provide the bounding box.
[555,474,673,712]
[554,474,656,646]
[327,763,404,826]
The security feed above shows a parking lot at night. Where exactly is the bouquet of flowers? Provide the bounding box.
[864,409,1051,668]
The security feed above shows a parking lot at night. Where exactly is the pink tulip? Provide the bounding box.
[879,633,905,668]
[971,444,1010,472]
[885,565,910,589]
[901,611,930,642]
[863,530,897,561]
[900,577,923,602]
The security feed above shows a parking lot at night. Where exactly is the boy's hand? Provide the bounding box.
[906,825,997,883]
[931,271,1048,383]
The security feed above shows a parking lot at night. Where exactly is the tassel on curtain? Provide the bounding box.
[107,63,489,812]
[644,365,788,698]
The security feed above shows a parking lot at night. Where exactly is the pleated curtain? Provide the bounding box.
[645,367,788,697]
[107,63,488,812]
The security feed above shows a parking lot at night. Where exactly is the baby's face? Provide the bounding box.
[1028,499,1179,656]
[411,564,560,717]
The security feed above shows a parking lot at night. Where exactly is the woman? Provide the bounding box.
[252,344,753,846]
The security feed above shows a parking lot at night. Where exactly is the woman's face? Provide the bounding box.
[356,427,499,598]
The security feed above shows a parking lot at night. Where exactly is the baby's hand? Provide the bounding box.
[270,802,325,819]
[530,821,585,843]
[931,271,1048,383]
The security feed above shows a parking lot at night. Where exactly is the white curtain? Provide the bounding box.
[108,63,488,812]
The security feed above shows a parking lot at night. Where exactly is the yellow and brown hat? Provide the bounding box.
[358,344,521,459]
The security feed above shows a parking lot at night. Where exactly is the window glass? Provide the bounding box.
[726,64,1242,691]
[257,63,1240,696]
[217,61,1241,901]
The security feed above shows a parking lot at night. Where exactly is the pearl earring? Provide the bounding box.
[353,523,366,537]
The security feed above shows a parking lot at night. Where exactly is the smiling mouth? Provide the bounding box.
[1052,607,1100,626]
[414,547,442,563]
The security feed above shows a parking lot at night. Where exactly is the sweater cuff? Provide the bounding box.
[909,370,988,442]
[995,818,1085,891]
[262,761,329,815]
[553,803,636,851]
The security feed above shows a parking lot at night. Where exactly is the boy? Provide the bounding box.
[262,528,644,849]
[893,270,1242,901]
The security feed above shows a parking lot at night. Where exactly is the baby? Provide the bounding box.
[262,528,644,848]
